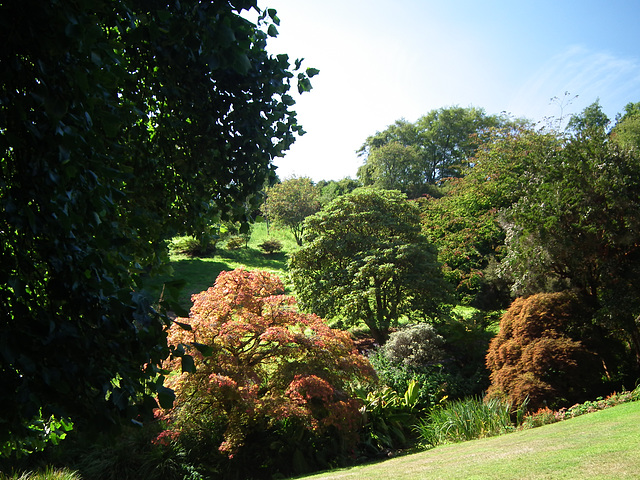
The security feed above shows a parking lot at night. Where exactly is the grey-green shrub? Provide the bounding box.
[382,323,446,368]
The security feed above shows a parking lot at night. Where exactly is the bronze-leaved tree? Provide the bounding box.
[485,292,605,410]
[161,269,374,476]
[290,188,451,344]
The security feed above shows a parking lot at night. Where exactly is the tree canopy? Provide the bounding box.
[0,0,315,448]
[290,188,451,344]
[263,177,321,245]
[357,106,515,197]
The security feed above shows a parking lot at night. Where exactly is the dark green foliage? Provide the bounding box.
[369,320,492,410]
[0,0,314,452]
[498,120,640,370]
[257,238,283,254]
[418,123,542,308]
[290,188,451,344]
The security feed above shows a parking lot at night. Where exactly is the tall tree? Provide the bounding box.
[264,177,321,245]
[0,0,315,449]
[289,188,451,344]
[498,109,640,372]
[357,106,512,197]
[316,177,361,206]
[419,123,551,308]
[612,101,640,150]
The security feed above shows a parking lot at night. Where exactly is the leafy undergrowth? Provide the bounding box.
[299,399,640,480]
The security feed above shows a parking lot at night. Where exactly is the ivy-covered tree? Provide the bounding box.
[290,188,451,344]
[161,269,373,477]
[0,0,316,450]
[263,177,320,245]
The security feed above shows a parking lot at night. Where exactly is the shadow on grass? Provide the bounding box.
[216,247,289,270]
[141,247,290,311]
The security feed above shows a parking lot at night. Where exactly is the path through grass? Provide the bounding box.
[300,401,640,480]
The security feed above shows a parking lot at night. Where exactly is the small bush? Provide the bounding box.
[521,407,559,429]
[382,323,445,368]
[225,235,246,250]
[171,235,216,257]
[414,396,516,448]
[257,238,282,255]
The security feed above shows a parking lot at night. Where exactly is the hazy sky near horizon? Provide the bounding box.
[257,0,640,182]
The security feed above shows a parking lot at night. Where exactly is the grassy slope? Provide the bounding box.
[143,222,299,308]
[300,401,640,480]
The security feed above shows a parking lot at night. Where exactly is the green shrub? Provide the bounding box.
[356,381,421,454]
[170,235,217,257]
[225,235,246,250]
[369,322,484,410]
[368,349,456,409]
[257,238,282,255]
[414,396,518,448]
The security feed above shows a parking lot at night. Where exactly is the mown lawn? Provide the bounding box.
[298,401,640,480]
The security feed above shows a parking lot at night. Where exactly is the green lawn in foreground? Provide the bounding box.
[299,401,640,480]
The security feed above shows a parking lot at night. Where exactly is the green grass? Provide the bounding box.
[142,222,299,309]
[298,401,640,479]
[0,468,80,480]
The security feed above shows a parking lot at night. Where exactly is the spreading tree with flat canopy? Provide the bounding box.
[290,188,451,344]
[0,0,316,452]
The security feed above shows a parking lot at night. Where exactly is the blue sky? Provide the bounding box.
[258,0,640,181]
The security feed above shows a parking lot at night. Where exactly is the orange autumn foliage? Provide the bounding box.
[161,269,374,456]
[486,291,601,410]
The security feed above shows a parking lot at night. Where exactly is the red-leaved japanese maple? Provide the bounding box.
[160,269,374,457]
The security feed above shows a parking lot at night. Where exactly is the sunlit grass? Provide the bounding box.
[0,468,80,480]
[299,401,640,479]
[141,222,299,309]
